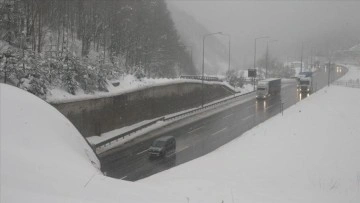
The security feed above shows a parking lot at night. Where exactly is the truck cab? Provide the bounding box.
[256,82,269,99]
[256,78,281,99]
[299,77,312,93]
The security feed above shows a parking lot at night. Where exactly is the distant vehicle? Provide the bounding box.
[148,136,176,158]
[298,71,313,78]
[299,77,312,93]
[256,78,281,99]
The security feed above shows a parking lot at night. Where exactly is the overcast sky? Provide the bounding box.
[168,0,360,64]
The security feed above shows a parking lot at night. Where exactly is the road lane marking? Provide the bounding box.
[222,113,233,119]
[120,176,127,180]
[188,126,203,134]
[211,127,227,136]
[176,146,189,153]
[242,115,254,121]
[136,149,149,155]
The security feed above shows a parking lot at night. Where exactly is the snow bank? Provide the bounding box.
[47,75,238,104]
[338,64,360,82]
[0,84,184,203]
[142,83,360,202]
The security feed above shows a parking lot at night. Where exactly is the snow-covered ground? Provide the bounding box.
[0,84,185,203]
[337,64,360,82]
[141,68,360,202]
[2,65,360,203]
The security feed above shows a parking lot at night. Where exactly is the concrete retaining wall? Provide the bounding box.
[52,82,234,137]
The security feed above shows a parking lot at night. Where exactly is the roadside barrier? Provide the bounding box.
[180,75,223,82]
[94,90,255,151]
[333,80,360,88]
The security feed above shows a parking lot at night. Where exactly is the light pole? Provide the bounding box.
[300,42,304,73]
[328,59,331,87]
[202,32,222,107]
[219,33,231,73]
[253,36,269,90]
[219,33,234,95]
[265,39,277,79]
[186,46,193,69]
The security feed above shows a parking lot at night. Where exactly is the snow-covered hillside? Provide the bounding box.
[0,84,184,203]
[47,76,240,104]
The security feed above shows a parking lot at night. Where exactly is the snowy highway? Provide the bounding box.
[101,67,345,181]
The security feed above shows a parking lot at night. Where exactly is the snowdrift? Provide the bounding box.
[0,84,183,203]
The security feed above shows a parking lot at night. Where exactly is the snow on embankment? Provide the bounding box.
[142,83,360,201]
[338,64,360,82]
[47,75,247,104]
[0,84,184,203]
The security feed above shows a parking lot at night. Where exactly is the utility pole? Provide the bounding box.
[265,42,268,79]
[265,39,277,79]
[202,32,222,107]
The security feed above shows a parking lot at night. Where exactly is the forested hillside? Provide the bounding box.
[0,0,195,98]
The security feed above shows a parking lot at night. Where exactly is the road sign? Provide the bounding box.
[248,69,257,78]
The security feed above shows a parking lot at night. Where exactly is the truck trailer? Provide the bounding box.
[256,78,281,99]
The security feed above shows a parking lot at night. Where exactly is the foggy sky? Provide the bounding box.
[168,0,360,65]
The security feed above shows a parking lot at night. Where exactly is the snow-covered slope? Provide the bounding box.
[0,84,184,203]
[142,68,360,202]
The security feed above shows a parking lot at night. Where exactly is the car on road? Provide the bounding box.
[148,136,176,159]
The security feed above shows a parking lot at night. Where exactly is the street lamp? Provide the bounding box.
[218,33,231,73]
[328,59,331,87]
[202,32,222,107]
[265,39,277,78]
[253,36,269,90]
[326,50,342,87]
[300,42,304,73]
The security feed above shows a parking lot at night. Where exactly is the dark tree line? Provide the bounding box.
[0,0,196,97]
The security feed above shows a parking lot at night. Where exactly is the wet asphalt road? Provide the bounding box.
[100,67,345,181]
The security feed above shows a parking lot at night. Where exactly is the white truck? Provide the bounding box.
[256,78,281,99]
[298,72,313,93]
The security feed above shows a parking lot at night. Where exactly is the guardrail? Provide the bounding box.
[164,90,254,121]
[93,90,255,152]
[94,116,165,149]
[180,75,223,82]
[180,75,258,85]
[94,67,353,153]
[333,81,360,88]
